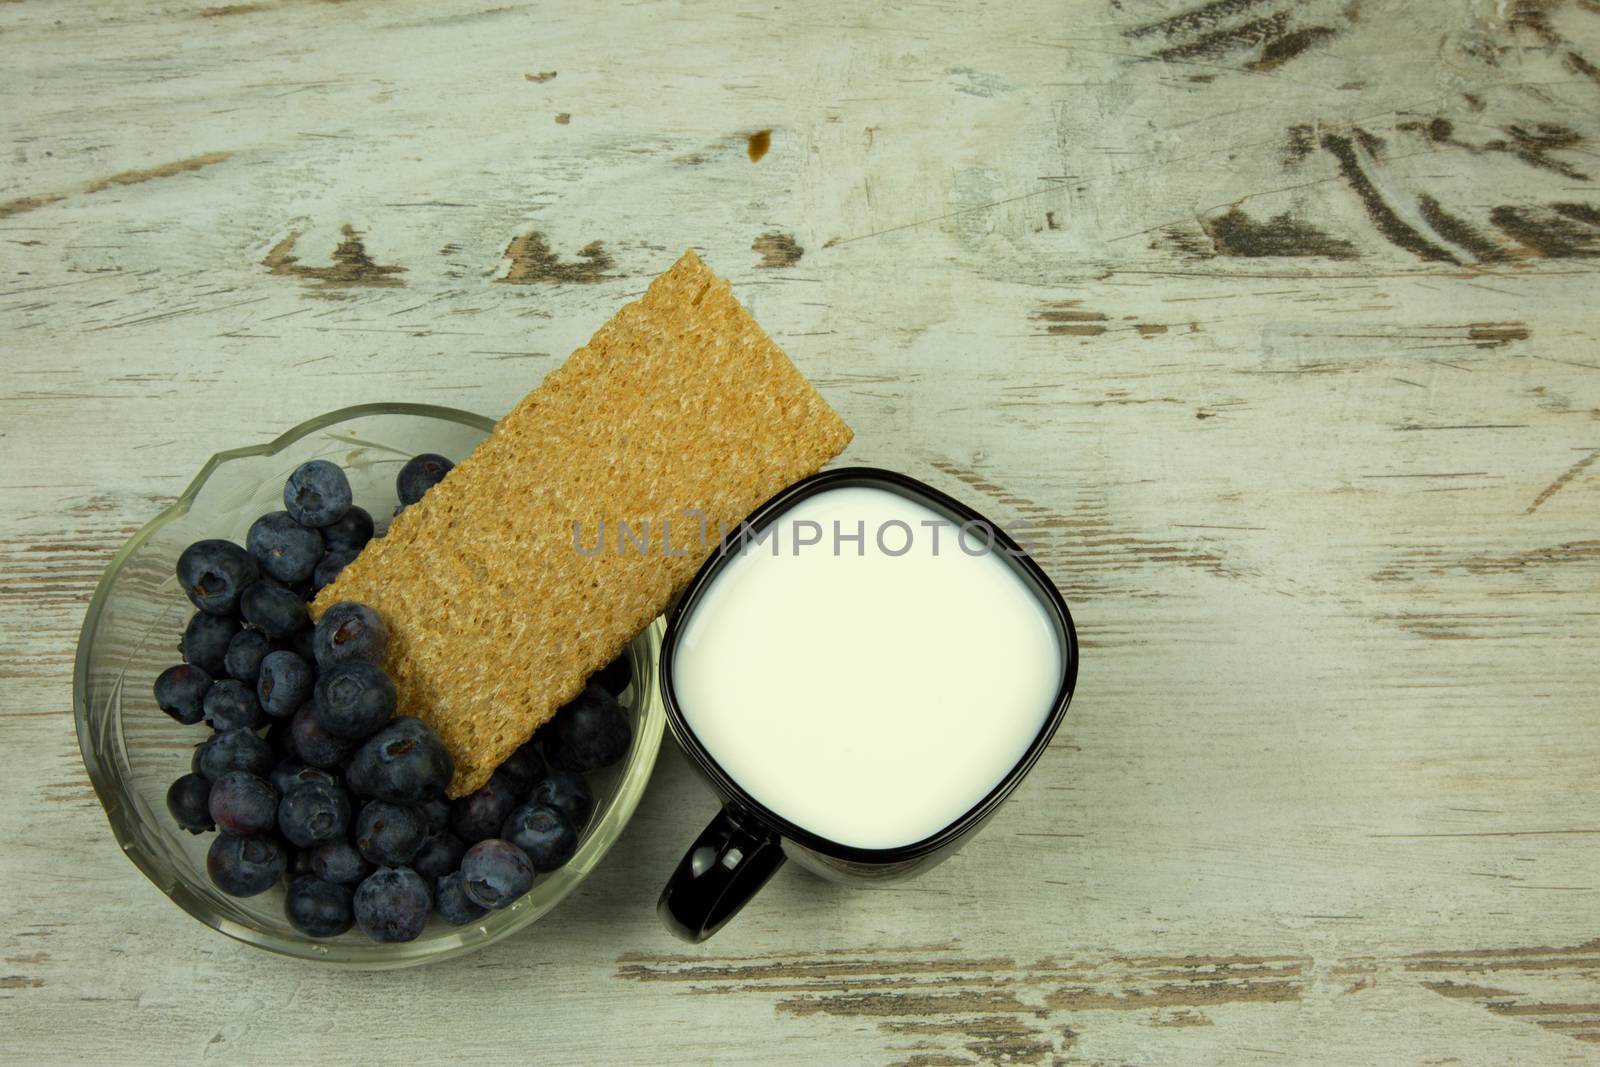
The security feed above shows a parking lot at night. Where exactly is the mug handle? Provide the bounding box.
[658,806,786,942]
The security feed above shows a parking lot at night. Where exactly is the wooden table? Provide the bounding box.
[4,1,1598,1062]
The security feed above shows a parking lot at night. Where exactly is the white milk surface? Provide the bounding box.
[671,486,1064,850]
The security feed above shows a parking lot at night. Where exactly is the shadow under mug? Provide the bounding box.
[656,467,1079,942]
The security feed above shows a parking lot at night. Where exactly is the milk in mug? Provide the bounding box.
[670,486,1064,850]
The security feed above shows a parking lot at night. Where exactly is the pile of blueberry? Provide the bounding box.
[155,454,635,942]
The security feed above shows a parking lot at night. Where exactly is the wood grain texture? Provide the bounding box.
[1,0,1596,1063]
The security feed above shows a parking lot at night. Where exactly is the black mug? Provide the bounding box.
[656,467,1078,942]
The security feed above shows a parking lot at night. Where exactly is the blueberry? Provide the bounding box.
[449,772,520,843]
[311,549,359,594]
[321,506,374,554]
[207,833,287,897]
[411,831,468,882]
[309,840,373,886]
[223,629,272,684]
[208,770,279,836]
[542,683,632,772]
[202,678,262,732]
[496,743,546,795]
[195,728,275,781]
[353,867,431,943]
[263,716,296,759]
[396,453,454,507]
[434,871,488,926]
[289,702,355,769]
[355,801,427,866]
[177,539,259,615]
[313,661,395,739]
[283,460,353,528]
[460,839,534,909]
[257,650,314,719]
[180,611,239,676]
[166,773,214,833]
[528,770,594,831]
[246,511,324,584]
[278,780,352,848]
[418,797,451,832]
[283,625,317,665]
[285,875,355,938]
[154,664,210,725]
[288,845,317,877]
[502,803,578,873]
[240,581,308,640]
[592,651,632,697]
[270,758,336,796]
[311,601,388,669]
[346,717,453,805]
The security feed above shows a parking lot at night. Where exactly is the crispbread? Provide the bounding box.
[311,249,852,796]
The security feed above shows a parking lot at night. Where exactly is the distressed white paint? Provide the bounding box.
[2,0,1598,1063]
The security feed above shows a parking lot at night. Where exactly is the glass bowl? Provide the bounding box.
[73,403,665,968]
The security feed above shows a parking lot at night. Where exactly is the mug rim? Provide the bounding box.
[658,465,1079,864]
